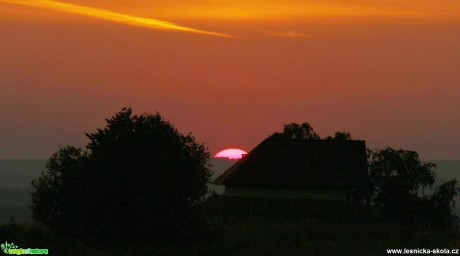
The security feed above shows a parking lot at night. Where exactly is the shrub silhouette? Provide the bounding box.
[31,108,212,244]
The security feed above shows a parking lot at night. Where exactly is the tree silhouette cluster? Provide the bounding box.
[31,108,211,243]
[273,122,351,140]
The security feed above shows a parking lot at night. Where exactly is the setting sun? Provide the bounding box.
[214,148,248,160]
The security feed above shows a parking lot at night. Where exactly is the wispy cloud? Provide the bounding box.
[0,0,233,37]
[271,32,308,38]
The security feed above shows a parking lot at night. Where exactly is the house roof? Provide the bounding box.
[213,137,368,188]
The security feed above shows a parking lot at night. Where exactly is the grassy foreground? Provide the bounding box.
[1,196,459,255]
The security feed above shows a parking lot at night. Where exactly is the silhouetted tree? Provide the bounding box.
[273,122,320,139]
[326,131,353,140]
[368,148,436,224]
[368,148,459,229]
[31,108,212,244]
[430,179,458,230]
[30,146,84,233]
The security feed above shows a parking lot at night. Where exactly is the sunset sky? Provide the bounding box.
[1,0,459,160]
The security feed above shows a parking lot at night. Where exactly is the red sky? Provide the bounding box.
[1,0,460,160]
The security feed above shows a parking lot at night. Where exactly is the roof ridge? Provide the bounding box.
[213,137,368,188]
[212,138,269,184]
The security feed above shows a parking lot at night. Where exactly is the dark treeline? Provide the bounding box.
[0,114,459,254]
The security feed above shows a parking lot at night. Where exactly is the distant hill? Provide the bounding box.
[0,159,46,188]
[0,160,45,222]
[431,160,460,184]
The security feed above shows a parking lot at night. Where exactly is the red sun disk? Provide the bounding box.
[214,148,248,159]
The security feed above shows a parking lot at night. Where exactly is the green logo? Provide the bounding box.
[1,242,48,255]
[1,242,18,254]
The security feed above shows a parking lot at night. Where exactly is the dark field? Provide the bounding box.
[1,196,459,256]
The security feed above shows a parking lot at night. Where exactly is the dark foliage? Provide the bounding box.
[0,220,49,248]
[368,148,458,230]
[272,122,320,140]
[430,179,459,230]
[273,123,354,141]
[30,108,212,244]
[325,131,353,140]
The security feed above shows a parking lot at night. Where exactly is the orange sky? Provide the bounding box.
[1,1,460,159]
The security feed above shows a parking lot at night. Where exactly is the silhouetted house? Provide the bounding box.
[213,137,369,201]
